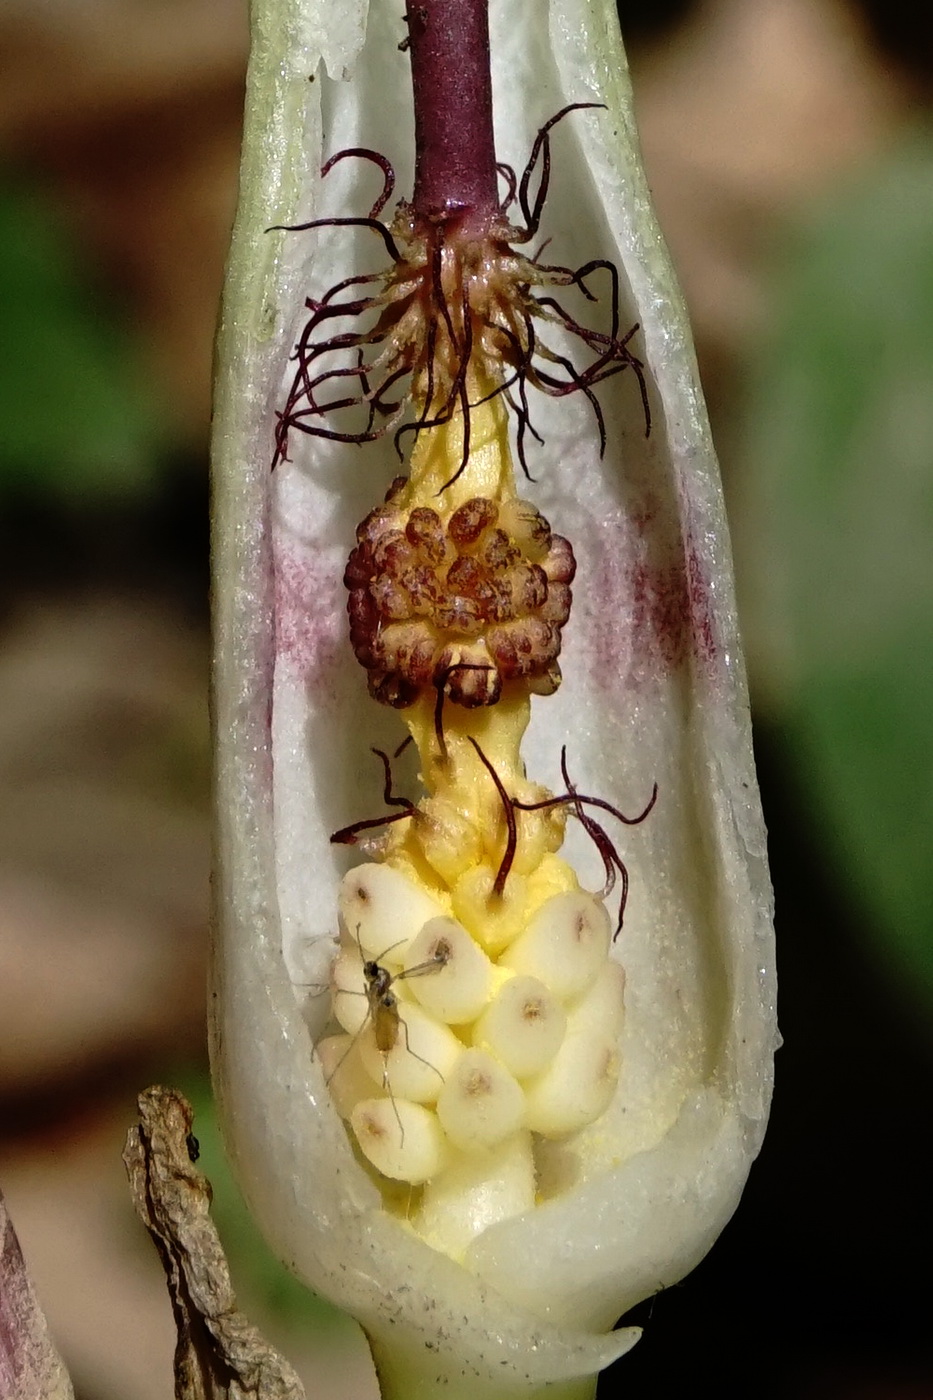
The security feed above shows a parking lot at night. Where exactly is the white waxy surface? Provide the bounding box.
[416,1130,536,1260]
[567,957,626,1037]
[500,890,611,999]
[404,916,495,1024]
[435,1049,526,1153]
[523,1030,620,1138]
[338,862,446,961]
[350,1098,447,1184]
[472,974,567,1079]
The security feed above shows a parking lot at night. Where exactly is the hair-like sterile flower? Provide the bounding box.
[209,2,777,1398]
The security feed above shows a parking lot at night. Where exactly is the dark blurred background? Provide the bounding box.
[0,2,930,1397]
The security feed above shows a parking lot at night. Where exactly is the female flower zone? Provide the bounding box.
[210,2,777,1398]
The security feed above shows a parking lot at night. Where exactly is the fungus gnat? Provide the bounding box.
[322,925,450,1144]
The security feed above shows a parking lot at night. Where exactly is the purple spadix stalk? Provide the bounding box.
[406,0,500,223]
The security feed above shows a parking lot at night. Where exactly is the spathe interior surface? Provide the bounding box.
[211,0,776,1381]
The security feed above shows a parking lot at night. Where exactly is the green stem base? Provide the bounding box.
[366,1330,598,1400]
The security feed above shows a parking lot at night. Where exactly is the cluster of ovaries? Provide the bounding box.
[314,380,649,1264]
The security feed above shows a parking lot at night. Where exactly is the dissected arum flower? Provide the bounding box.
[210,1,777,1397]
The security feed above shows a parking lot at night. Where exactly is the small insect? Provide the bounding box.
[324,926,450,1142]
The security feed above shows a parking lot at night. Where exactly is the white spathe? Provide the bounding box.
[210,0,777,1395]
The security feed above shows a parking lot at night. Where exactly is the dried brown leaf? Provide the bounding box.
[123,1085,305,1400]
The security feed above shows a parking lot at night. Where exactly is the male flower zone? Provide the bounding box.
[210,2,777,1397]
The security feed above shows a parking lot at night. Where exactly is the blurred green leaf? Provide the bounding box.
[0,177,163,498]
[743,133,933,1007]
